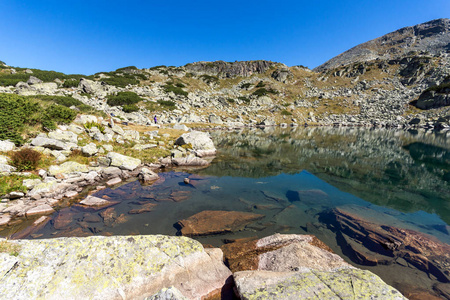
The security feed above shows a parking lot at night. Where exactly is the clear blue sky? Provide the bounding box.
[0,1,448,75]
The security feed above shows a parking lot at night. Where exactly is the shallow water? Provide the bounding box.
[3,126,450,297]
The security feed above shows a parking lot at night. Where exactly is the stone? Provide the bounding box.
[234,268,406,300]
[133,144,157,151]
[102,144,114,152]
[208,115,223,124]
[26,204,55,216]
[81,143,98,156]
[101,166,122,178]
[74,114,98,125]
[22,178,42,190]
[111,125,125,135]
[0,164,16,173]
[146,286,188,300]
[123,130,140,141]
[106,177,122,186]
[48,161,89,176]
[174,131,216,157]
[0,214,11,226]
[64,191,78,198]
[138,168,159,183]
[128,203,157,214]
[173,124,190,131]
[0,235,231,300]
[107,152,141,171]
[67,124,85,135]
[48,130,78,143]
[27,76,43,85]
[79,195,116,207]
[172,156,210,167]
[31,137,69,150]
[27,181,60,197]
[0,140,15,152]
[8,192,24,200]
[271,68,293,83]
[176,210,265,236]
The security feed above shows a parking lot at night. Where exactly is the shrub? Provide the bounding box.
[11,148,42,171]
[240,83,252,89]
[200,75,219,85]
[162,84,188,97]
[256,81,265,87]
[107,91,143,106]
[42,104,77,130]
[175,82,186,88]
[62,79,79,88]
[252,88,279,97]
[238,96,250,103]
[157,100,176,110]
[281,110,292,116]
[227,98,235,103]
[123,104,140,113]
[84,121,105,133]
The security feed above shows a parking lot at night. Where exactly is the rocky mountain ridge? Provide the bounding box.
[0,19,449,132]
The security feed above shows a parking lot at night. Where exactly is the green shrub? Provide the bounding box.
[11,148,42,171]
[42,104,77,130]
[0,174,38,195]
[227,98,235,103]
[123,104,140,113]
[240,83,252,89]
[162,84,188,96]
[115,66,138,72]
[238,96,250,103]
[200,75,219,85]
[175,82,186,88]
[252,88,279,97]
[101,76,139,87]
[281,110,292,116]
[256,81,265,88]
[107,91,143,106]
[83,121,105,133]
[62,79,79,88]
[157,100,176,110]
[0,94,40,144]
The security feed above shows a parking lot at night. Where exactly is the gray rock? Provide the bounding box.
[123,130,140,141]
[138,168,159,183]
[81,143,98,157]
[107,152,141,171]
[48,161,90,176]
[101,166,122,178]
[208,115,223,124]
[271,68,293,83]
[0,140,15,152]
[146,287,188,300]
[173,124,190,131]
[27,76,43,85]
[174,131,216,157]
[74,114,98,125]
[31,137,69,151]
[172,156,210,167]
[48,130,78,144]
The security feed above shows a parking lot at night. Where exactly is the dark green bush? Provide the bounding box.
[240,83,252,89]
[101,76,139,87]
[252,88,279,97]
[11,148,41,171]
[42,104,77,130]
[0,94,40,144]
[115,66,138,72]
[256,81,265,88]
[107,92,143,106]
[227,98,235,103]
[281,110,292,116]
[200,75,219,85]
[175,82,186,88]
[162,84,188,96]
[157,100,176,109]
[238,96,250,103]
[123,104,140,113]
[62,79,79,88]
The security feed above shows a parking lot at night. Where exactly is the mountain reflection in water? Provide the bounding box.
[204,127,450,225]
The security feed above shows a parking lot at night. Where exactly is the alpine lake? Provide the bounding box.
[2,126,450,298]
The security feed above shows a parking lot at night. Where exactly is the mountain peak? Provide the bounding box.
[314,18,450,72]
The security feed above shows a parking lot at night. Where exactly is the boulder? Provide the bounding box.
[257,119,276,126]
[123,130,140,141]
[81,143,98,156]
[79,195,115,207]
[174,131,216,157]
[48,161,89,176]
[0,140,15,152]
[138,168,159,183]
[31,137,69,151]
[101,166,122,178]
[107,152,141,171]
[27,76,43,85]
[173,124,190,131]
[0,235,232,299]
[26,204,55,217]
[172,156,210,167]
[271,68,293,83]
[0,164,16,173]
[132,144,157,151]
[147,287,188,300]
[221,234,406,299]
[73,114,98,125]
[208,115,223,124]
[48,130,78,144]
[176,210,265,236]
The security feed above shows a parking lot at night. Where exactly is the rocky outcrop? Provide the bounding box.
[175,210,265,236]
[0,235,232,299]
[106,152,141,171]
[184,60,277,78]
[221,234,406,299]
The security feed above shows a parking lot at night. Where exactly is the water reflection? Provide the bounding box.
[203,127,450,224]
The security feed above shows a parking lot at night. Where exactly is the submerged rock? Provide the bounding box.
[0,235,231,299]
[176,210,264,236]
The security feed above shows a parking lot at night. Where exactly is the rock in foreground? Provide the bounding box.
[0,235,231,300]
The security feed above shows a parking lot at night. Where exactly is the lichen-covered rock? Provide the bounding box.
[48,161,90,176]
[234,268,406,299]
[0,235,232,300]
[48,130,78,144]
[107,152,141,171]
[81,143,98,156]
[172,156,210,167]
[174,131,216,157]
[31,137,69,151]
[146,286,188,300]
[73,114,98,125]
[138,167,159,183]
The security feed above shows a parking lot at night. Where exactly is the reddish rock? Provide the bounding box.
[326,208,450,283]
[128,203,157,214]
[26,205,55,217]
[176,210,265,237]
[170,190,191,202]
[53,210,76,230]
[79,195,118,209]
[99,207,128,227]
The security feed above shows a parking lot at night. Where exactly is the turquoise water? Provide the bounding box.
[4,127,450,296]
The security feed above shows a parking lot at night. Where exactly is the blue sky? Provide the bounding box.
[0,1,448,75]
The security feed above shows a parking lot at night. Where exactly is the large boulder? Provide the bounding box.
[48,130,78,144]
[107,152,141,171]
[31,137,69,151]
[222,234,406,299]
[73,114,98,125]
[48,161,90,176]
[172,156,210,167]
[0,235,231,299]
[174,131,216,157]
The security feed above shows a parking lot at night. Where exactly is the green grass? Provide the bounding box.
[0,174,39,195]
[0,68,89,87]
[0,240,21,256]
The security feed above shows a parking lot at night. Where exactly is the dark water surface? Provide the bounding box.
[4,127,450,297]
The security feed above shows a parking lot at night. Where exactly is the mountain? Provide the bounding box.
[314,18,450,72]
[0,19,449,133]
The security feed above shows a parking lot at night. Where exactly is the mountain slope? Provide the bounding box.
[314,18,450,72]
